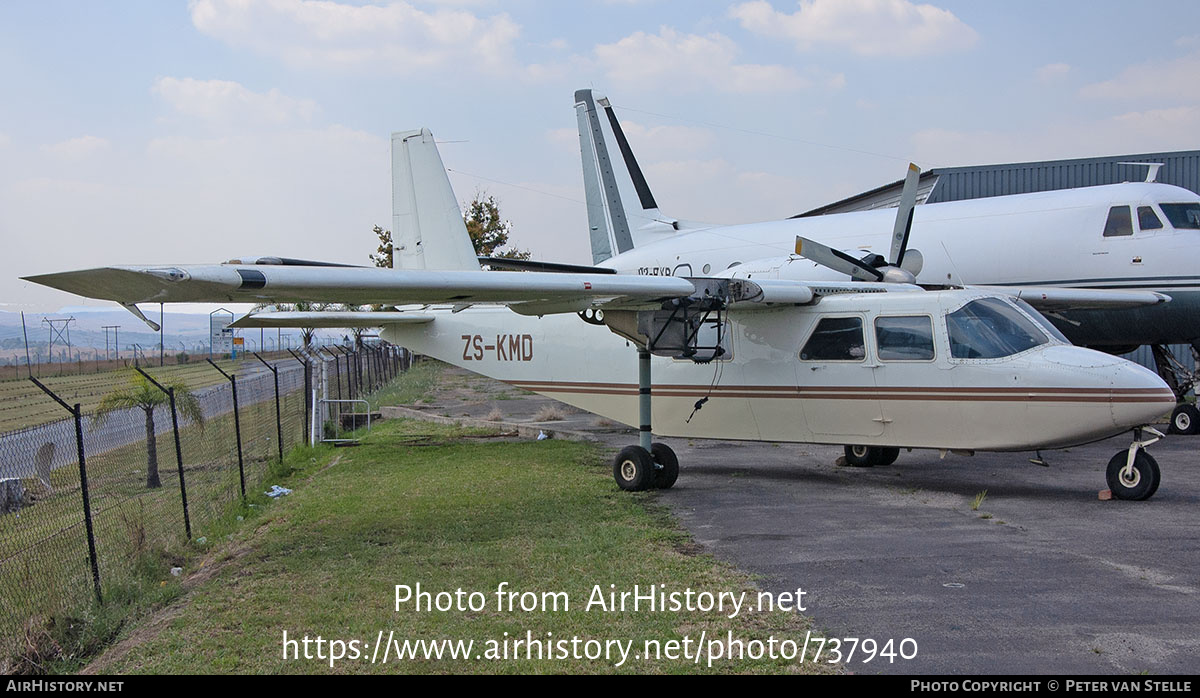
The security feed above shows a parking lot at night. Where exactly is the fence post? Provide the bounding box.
[135,368,192,540]
[254,353,284,463]
[29,378,102,605]
[287,349,311,445]
[207,359,246,499]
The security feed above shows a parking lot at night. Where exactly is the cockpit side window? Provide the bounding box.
[1010,298,1070,344]
[946,298,1048,359]
[800,316,866,361]
[1137,206,1163,231]
[1160,203,1200,229]
[1103,206,1133,237]
[875,316,935,361]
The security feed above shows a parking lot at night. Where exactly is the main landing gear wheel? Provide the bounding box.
[1106,450,1161,501]
[844,445,880,467]
[651,442,679,489]
[613,445,656,491]
[878,447,901,465]
[1169,404,1200,435]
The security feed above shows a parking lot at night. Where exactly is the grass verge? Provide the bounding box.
[82,419,830,674]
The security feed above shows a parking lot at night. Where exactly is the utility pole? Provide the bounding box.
[102,325,121,361]
[42,317,75,365]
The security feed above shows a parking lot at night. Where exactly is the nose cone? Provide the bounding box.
[1030,346,1174,446]
[1109,360,1177,429]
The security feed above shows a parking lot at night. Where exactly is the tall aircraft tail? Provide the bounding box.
[575,90,680,264]
[391,128,480,271]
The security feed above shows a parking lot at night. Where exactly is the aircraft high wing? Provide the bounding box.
[21,113,1178,501]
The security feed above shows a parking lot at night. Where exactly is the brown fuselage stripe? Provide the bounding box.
[505,381,1174,404]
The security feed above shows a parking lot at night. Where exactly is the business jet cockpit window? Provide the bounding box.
[1160,203,1200,229]
[800,316,866,361]
[1103,206,1133,237]
[875,316,935,361]
[1138,206,1164,231]
[946,298,1049,359]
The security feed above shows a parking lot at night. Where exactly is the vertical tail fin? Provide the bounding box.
[391,128,480,271]
[575,90,679,264]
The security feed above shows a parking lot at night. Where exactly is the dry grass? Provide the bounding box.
[485,407,505,422]
[533,405,565,422]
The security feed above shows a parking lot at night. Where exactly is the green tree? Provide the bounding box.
[369,225,392,269]
[463,192,531,260]
[94,372,205,489]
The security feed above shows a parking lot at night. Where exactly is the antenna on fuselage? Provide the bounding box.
[1117,162,1164,183]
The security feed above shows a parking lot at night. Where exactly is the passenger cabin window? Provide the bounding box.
[1103,206,1133,237]
[1160,203,1200,229]
[946,298,1048,359]
[800,317,865,361]
[1137,206,1163,231]
[875,316,935,361]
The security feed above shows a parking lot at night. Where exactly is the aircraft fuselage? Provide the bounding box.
[599,182,1200,348]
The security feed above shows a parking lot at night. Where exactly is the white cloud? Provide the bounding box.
[188,0,521,75]
[910,106,1200,168]
[729,0,978,57]
[618,121,716,159]
[42,135,111,158]
[1034,62,1071,83]
[593,27,810,93]
[0,133,9,149]
[643,157,823,224]
[1080,51,1200,103]
[153,77,318,125]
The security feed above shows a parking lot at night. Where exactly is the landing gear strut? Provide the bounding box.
[1105,427,1163,501]
[612,349,680,491]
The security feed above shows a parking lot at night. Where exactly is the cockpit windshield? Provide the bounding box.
[1160,203,1200,229]
[946,298,1050,359]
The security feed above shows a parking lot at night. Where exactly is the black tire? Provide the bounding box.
[1106,450,1161,501]
[650,442,680,489]
[844,445,879,467]
[613,445,655,491]
[1169,404,1200,435]
[877,447,900,466]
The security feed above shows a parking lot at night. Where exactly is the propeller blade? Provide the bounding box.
[795,236,884,282]
[890,163,921,268]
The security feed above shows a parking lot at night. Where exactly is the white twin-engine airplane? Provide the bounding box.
[23,91,1183,500]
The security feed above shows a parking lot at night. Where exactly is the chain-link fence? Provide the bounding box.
[0,344,408,663]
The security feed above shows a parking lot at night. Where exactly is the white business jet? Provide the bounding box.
[23,119,1177,500]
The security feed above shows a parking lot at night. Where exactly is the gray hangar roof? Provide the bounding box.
[796,150,1200,218]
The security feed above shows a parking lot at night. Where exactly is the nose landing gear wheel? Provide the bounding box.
[613,445,655,491]
[1105,450,1160,501]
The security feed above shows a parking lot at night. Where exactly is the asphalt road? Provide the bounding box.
[416,365,1199,675]
[644,434,1200,675]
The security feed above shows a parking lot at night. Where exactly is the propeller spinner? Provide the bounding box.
[796,163,924,284]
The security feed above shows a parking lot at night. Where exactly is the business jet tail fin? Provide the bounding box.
[575,89,681,264]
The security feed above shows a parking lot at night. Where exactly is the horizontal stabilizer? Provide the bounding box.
[478,257,618,274]
[231,312,433,329]
[975,286,1170,311]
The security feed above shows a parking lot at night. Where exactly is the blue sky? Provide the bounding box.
[4,0,1200,311]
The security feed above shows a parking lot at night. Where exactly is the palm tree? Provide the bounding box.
[94,372,205,489]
